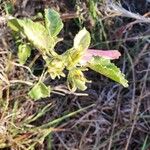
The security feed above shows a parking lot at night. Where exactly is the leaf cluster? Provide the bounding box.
[8,8,128,100]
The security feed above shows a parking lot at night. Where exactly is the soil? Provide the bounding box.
[0,0,150,150]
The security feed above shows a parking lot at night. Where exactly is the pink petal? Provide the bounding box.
[87,49,121,59]
[80,49,121,65]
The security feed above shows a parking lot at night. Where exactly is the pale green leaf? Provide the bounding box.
[63,47,85,69]
[88,57,128,87]
[18,44,31,64]
[9,18,56,56]
[17,19,53,53]
[28,82,51,100]
[8,19,22,32]
[67,68,89,92]
[74,28,91,50]
[46,55,66,79]
[45,8,63,37]
[63,28,91,69]
[74,79,87,91]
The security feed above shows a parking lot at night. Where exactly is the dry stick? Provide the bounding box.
[97,89,150,149]
[98,124,130,149]
[125,63,150,150]
[141,92,150,100]
[0,73,9,84]
[140,92,150,117]
[108,54,127,149]
[137,69,150,73]
[9,80,33,86]
[53,85,88,96]
[29,53,41,68]
[72,109,97,127]
[106,3,150,23]
[124,43,150,120]
[0,51,8,54]
[122,45,136,120]
[91,35,150,48]
[122,44,149,83]
[55,133,69,150]
[10,62,38,80]
[9,93,27,101]
[79,122,93,149]
[51,91,65,96]
[133,44,149,67]
[108,86,122,150]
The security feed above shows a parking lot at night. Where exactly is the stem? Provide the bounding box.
[11,62,38,80]
[10,80,33,86]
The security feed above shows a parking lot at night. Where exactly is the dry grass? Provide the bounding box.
[0,0,150,149]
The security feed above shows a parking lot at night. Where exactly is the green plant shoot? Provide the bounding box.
[8,8,128,100]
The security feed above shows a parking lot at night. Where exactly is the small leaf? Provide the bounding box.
[67,68,89,92]
[74,28,91,50]
[88,57,128,87]
[28,82,51,100]
[45,8,63,37]
[64,28,91,69]
[18,44,31,64]
[46,55,66,79]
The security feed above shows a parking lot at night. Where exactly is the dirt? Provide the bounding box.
[0,0,150,150]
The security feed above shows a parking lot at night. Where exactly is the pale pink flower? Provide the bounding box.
[80,49,121,65]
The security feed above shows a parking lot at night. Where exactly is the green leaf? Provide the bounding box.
[88,57,128,87]
[45,55,66,79]
[63,47,84,69]
[5,2,14,15]
[74,28,91,50]
[64,28,91,69]
[28,82,51,100]
[88,0,98,20]
[45,8,63,37]
[9,18,56,56]
[8,19,22,32]
[67,68,89,92]
[18,44,31,64]
[18,19,53,53]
